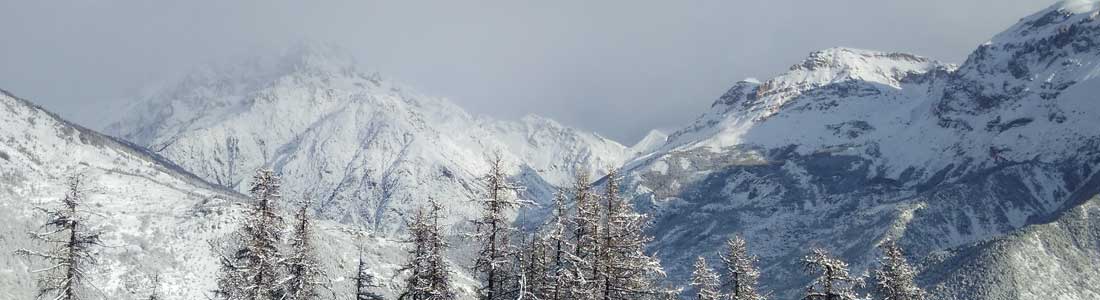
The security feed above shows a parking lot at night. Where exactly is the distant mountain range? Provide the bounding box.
[104,45,637,233]
[3,1,1100,299]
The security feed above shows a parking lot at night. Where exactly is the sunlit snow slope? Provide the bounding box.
[0,90,477,299]
[106,46,632,233]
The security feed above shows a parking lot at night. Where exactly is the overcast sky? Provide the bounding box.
[0,0,1056,144]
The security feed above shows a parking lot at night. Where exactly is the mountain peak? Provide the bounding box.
[1059,0,1100,14]
[629,129,668,155]
[274,42,363,76]
[790,47,931,72]
[777,47,940,90]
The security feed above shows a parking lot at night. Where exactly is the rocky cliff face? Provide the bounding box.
[622,2,1100,298]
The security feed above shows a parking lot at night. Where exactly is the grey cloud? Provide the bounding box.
[0,0,1055,143]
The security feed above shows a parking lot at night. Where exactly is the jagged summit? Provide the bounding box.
[665,46,951,156]
[619,2,1100,299]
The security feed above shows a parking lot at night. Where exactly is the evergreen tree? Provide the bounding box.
[691,257,722,300]
[800,248,860,300]
[354,256,385,300]
[719,236,763,300]
[283,200,326,300]
[399,199,455,300]
[214,169,286,300]
[599,168,665,300]
[872,239,925,300]
[472,154,527,300]
[567,171,601,300]
[16,174,103,300]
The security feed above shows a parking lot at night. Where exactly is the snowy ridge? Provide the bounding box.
[106,47,633,232]
[0,90,478,299]
[629,129,669,156]
[623,1,1100,299]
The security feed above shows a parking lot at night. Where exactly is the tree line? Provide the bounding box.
[16,160,927,300]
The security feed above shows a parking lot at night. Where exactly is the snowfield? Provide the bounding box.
[0,90,478,299]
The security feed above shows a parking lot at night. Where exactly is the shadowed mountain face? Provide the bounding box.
[621,2,1100,298]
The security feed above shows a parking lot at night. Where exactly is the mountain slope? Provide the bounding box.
[105,46,632,232]
[622,1,1100,298]
[0,89,477,299]
[918,175,1100,300]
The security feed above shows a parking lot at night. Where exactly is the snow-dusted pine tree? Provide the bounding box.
[720,236,763,300]
[691,257,722,300]
[872,239,925,300]
[568,171,601,300]
[472,154,527,300]
[800,248,860,300]
[214,169,286,300]
[354,256,385,300]
[16,174,102,300]
[599,168,665,300]
[399,199,456,300]
[283,200,327,300]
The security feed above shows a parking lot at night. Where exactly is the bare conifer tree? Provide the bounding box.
[691,257,722,300]
[472,154,527,300]
[283,200,326,300]
[146,273,162,300]
[354,256,385,300]
[16,174,102,300]
[720,236,763,300]
[568,171,601,300]
[214,169,286,300]
[541,189,575,300]
[399,199,455,300]
[873,239,925,300]
[801,248,860,300]
[599,168,665,300]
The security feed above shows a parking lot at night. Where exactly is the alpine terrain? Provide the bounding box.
[4,1,1100,300]
[0,90,479,299]
[105,46,634,233]
[620,1,1100,299]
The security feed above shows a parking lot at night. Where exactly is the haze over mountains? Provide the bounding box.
[3,1,1100,299]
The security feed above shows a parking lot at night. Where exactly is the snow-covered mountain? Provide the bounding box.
[105,45,632,233]
[7,1,1100,299]
[0,89,478,299]
[629,129,669,156]
[622,1,1100,298]
[920,192,1100,299]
